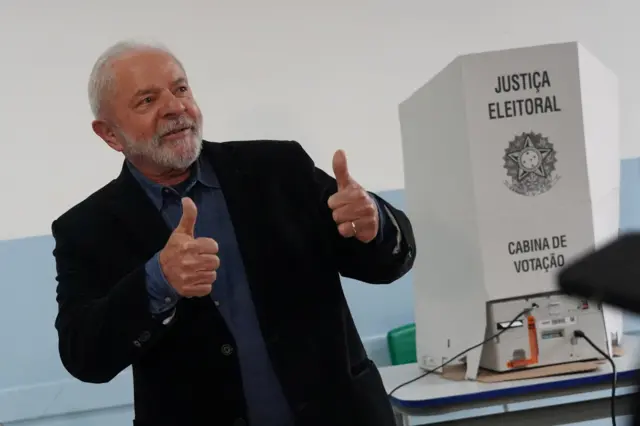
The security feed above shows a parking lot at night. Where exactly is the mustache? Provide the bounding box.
[158,117,197,137]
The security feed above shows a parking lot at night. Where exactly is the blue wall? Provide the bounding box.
[2,158,640,425]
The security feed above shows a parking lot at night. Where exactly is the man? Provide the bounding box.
[52,40,416,426]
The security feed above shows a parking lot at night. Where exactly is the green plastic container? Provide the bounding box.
[387,323,417,365]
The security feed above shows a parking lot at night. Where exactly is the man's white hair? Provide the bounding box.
[88,40,185,119]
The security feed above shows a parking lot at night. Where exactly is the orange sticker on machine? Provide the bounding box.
[506,315,539,369]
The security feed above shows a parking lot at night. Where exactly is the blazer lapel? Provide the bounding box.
[107,163,172,260]
[202,143,275,324]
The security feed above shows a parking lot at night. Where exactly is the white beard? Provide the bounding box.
[119,121,203,170]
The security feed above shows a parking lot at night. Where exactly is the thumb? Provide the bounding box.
[332,149,351,190]
[175,197,198,236]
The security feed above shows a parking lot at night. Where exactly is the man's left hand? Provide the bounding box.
[327,149,379,243]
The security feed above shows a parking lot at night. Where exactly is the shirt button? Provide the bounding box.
[221,344,234,356]
[214,300,220,306]
[164,297,172,303]
[139,331,151,342]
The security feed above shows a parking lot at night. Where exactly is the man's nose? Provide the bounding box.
[160,93,187,117]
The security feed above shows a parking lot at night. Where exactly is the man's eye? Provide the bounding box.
[137,97,153,106]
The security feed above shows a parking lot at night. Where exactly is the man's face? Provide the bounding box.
[94,49,203,171]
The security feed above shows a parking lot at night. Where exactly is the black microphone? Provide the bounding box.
[557,232,640,313]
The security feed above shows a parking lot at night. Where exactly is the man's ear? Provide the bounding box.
[92,119,124,152]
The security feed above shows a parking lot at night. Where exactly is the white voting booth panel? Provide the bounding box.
[399,42,622,380]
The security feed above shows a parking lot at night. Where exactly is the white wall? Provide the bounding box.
[0,0,638,240]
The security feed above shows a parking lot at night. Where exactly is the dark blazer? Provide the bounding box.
[52,140,416,426]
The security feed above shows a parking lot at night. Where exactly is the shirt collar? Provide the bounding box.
[193,154,220,189]
[127,155,220,211]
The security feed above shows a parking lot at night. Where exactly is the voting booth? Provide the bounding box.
[399,42,623,380]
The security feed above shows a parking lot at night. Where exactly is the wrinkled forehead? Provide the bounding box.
[109,49,187,101]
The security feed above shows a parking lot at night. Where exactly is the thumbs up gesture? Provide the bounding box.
[158,197,220,297]
[327,150,379,243]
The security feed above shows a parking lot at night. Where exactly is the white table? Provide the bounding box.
[380,334,640,425]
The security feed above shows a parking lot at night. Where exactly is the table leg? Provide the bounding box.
[393,409,411,426]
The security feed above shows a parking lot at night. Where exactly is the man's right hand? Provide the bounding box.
[159,197,219,297]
